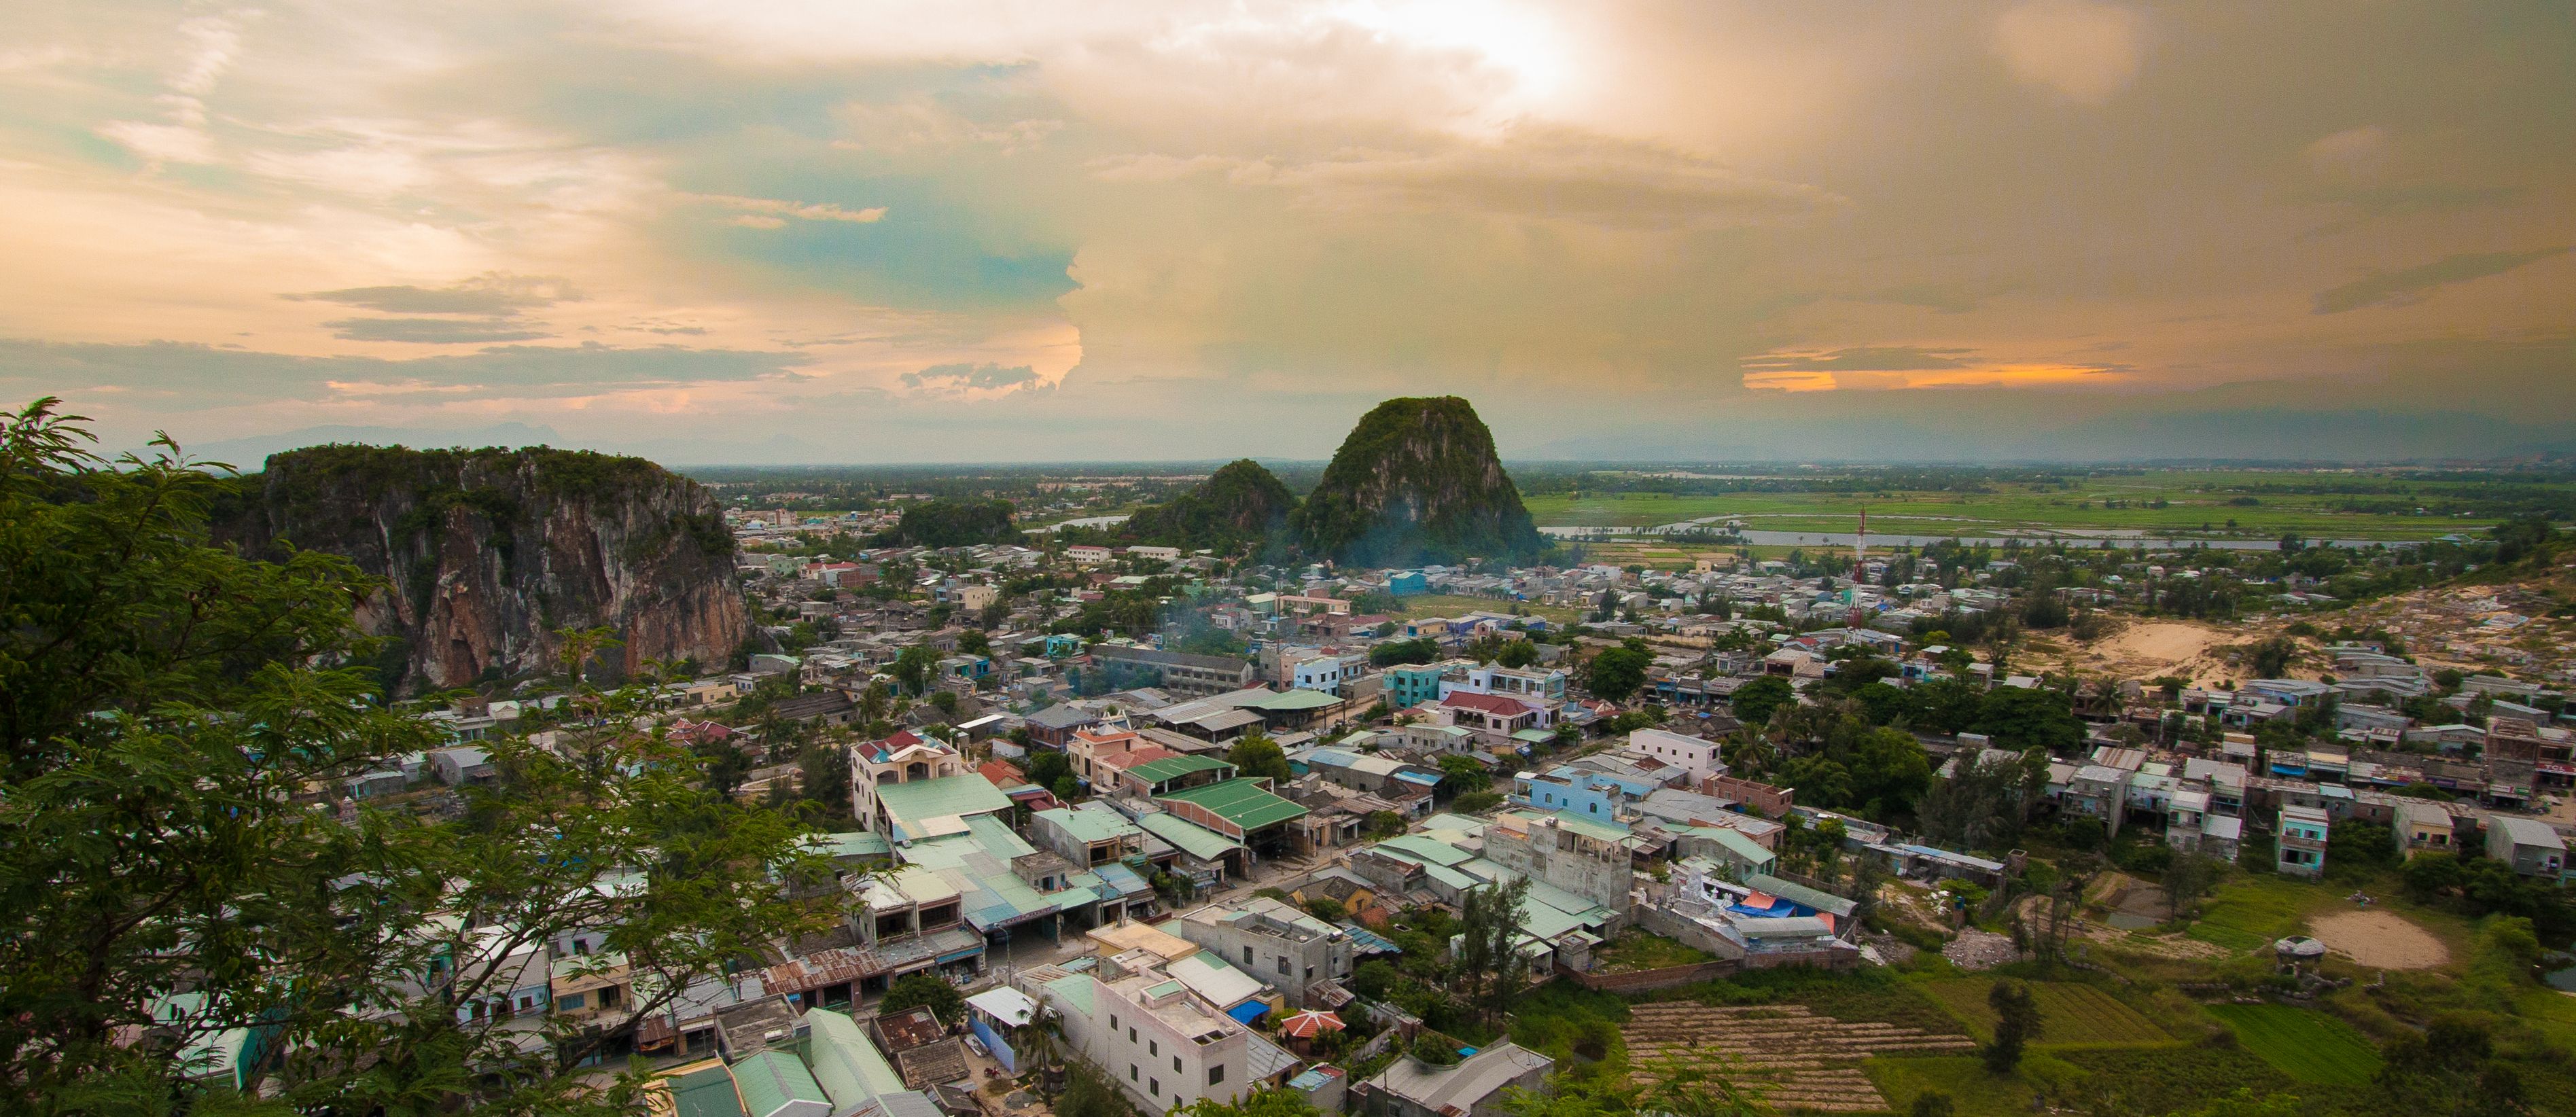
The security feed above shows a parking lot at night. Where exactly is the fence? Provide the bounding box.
[1555,959,1739,992]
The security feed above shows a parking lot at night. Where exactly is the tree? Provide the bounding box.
[1174,1088,1322,1117]
[1026,749,1074,790]
[1496,639,1540,669]
[1909,1093,1956,1117]
[892,644,940,695]
[2248,637,2297,679]
[798,741,854,825]
[0,400,830,1112]
[1731,675,1795,728]
[929,689,962,717]
[1455,876,1531,1026]
[1371,637,1441,667]
[1364,810,1407,838]
[1983,981,2041,1074]
[881,971,966,1025]
[957,628,991,656]
[1970,686,2083,753]
[1228,734,1293,783]
[1437,753,1492,799]
[1585,639,1654,703]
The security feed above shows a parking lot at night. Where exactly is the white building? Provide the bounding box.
[1084,961,1251,1112]
[1622,728,1725,783]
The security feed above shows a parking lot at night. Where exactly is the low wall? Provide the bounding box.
[1556,959,1738,992]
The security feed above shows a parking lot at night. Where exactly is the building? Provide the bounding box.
[848,732,979,834]
[2393,800,2456,859]
[1089,645,1262,697]
[2486,816,2568,879]
[2063,765,2129,836]
[1031,804,1148,868]
[2275,805,2330,880]
[1082,963,1253,1113]
[1623,728,1725,783]
[1381,664,1447,711]
[1156,779,1311,857]
[1166,896,1358,1009]
[1360,1043,1553,1117]
[1510,764,1658,821]
[1481,810,1638,913]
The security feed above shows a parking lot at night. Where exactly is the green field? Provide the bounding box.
[1865,1053,2085,1116]
[2185,874,2333,953]
[1519,468,2535,541]
[1926,980,2173,1047]
[2206,1004,2382,1086]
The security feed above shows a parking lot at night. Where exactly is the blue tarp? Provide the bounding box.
[1339,923,1402,955]
[1227,1001,1269,1025]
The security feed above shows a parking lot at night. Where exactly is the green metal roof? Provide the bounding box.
[732,1050,827,1117]
[1044,972,1095,1016]
[1124,754,1235,785]
[1549,810,1632,844]
[1375,834,1474,867]
[1688,826,1775,866]
[1135,811,1243,861]
[805,832,892,859]
[873,775,1012,836]
[804,1008,908,1105]
[1156,779,1309,831]
[671,1063,749,1117]
[1237,688,1343,711]
[1035,804,1141,844]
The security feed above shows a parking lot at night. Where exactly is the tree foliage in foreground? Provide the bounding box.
[0,399,832,1114]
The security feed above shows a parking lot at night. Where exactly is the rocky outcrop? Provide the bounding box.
[1121,459,1298,551]
[1290,396,1544,566]
[213,445,749,695]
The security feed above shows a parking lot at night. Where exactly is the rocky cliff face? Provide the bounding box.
[1122,459,1298,550]
[1290,397,1544,566]
[214,445,749,695]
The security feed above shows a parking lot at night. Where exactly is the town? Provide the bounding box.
[342,463,2576,1117]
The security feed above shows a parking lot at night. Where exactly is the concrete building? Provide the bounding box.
[2393,800,2457,859]
[1084,963,1253,1113]
[1481,810,1638,914]
[1381,664,1447,711]
[2486,816,2568,879]
[1165,896,1358,1009]
[1359,1043,1553,1117]
[2276,805,2330,880]
[1621,728,1725,783]
[1088,645,1261,698]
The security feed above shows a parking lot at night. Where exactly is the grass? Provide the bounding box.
[2187,872,2331,949]
[1519,472,2514,542]
[1593,930,1714,973]
[2204,1004,2382,1086]
[1925,979,2174,1047]
[1864,1053,2085,1117]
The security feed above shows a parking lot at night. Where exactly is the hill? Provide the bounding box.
[1121,459,1299,551]
[212,444,749,695]
[1290,396,1545,566]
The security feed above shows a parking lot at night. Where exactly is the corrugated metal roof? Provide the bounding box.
[1135,812,1243,861]
[1157,779,1309,831]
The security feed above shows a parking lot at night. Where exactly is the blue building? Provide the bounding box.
[1388,571,1430,596]
[1510,764,1661,819]
[1383,663,1446,710]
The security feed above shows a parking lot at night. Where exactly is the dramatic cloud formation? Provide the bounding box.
[0,0,2569,461]
[2312,249,2571,314]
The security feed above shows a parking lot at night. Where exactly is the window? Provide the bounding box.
[1174,1056,1182,1073]
[1209,1066,1226,1086]
[1130,1065,1139,1082]
[1111,1014,1120,1032]
[1129,1027,1138,1043]
[1150,1040,1159,1057]
[1150,1080,1160,1098]
[1243,946,1254,964]
[1277,957,1290,976]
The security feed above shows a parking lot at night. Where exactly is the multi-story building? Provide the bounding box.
[1622,728,1725,783]
[2275,805,2330,880]
[1088,645,1260,698]
[1084,963,1251,1112]
[1481,810,1637,915]
[847,730,975,833]
[1166,896,1358,1009]
[1381,664,1448,711]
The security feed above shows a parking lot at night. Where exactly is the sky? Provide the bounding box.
[1,1,2570,464]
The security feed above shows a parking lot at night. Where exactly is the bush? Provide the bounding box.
[1409,1033,1461,1065]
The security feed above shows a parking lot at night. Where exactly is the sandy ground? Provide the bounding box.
[2077,620,2236,683]
[2309,909,2450,970]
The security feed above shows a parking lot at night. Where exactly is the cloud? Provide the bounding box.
[900,361,1045,393]
[1743,346,1976,372]
[320,317,557,344]
[1742,346,2124,391]
[2302,126,2390,179]
[2312,248,2569,314]
[94,13,249,165]
[1096,128,1837,232]
[285,274,582,315]
[686,193,888,224]
[1993,0,2144,104]
[0,338,812,406]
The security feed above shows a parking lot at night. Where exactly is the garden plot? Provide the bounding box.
[1622,1002,1975,1114]
[1926,980,2172,1047]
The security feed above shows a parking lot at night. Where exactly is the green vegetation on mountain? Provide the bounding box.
[209,442,748,696]
[887,497,1022,548]
[1290,396,1544,566]
[1121,459,1298,551]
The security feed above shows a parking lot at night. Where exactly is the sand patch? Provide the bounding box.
[2308,909,2448,970]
